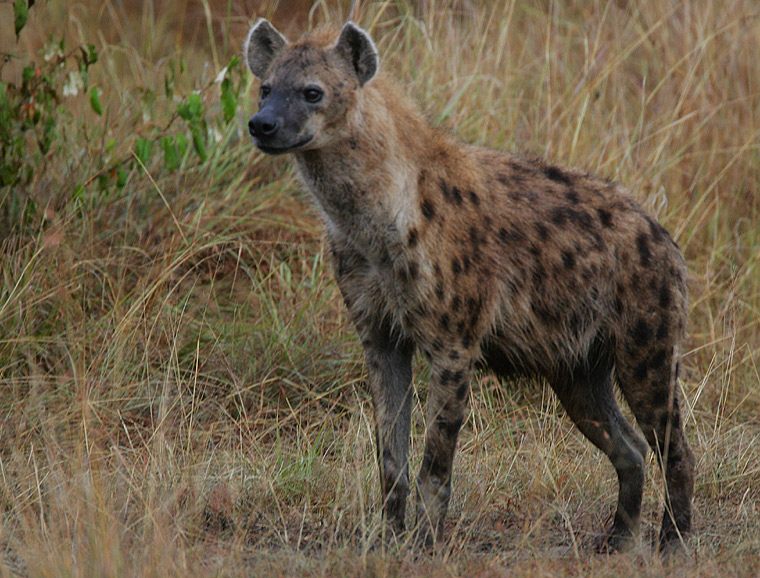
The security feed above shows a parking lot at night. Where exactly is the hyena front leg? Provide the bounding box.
[362,324,415,538]
[414,354,472,549]
[331,243,415,538]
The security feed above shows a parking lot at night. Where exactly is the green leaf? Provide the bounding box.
[14,0,28,38]
[0,160,21,187]
[135,138,153,166]
[177,94,203,121]
[164,70,174,100]
[175,132,188,158]
[190,127,207,162]
[220,78,236,123]
[89,87,103,115]
[22,66,34,86]
[83,44,98,66]
[72,184,85,201]
[161,135,179,171]
[39,116,56,154]
[116,167,127,189]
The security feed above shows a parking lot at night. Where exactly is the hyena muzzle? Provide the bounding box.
[243,18,695,553]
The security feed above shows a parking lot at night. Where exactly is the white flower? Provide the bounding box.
[62,71,84,97]
[43,43,64,62]
[214,66,228,84]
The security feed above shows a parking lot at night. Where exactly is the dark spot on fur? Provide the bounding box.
[646,215,668,244]
[435,281,445,300]
[456,382,468,400]
[633,361,648,381]
[532,262,546,287]
[349,139,358,150]
[529,244,541,257]
[469,190,480,205]
[432,339,443,351]
[597,208,613,228]
[565,189,580,204]
[452,258,462,276]
[531,301,560,325]
[408,261,419,280]
[650,349,668,370]
[545,165,573,185]
[561,250,576,270]
[632,319,652,347]
[462,255,471,272]
[440,313,451,332]
[422,200,436,220]
[499,227,525,244]
[419,453,447,479]
[652,386,669,408]
[466,297,478,314]
[660,411,680,432]
[568,312,582,335]
[461,333,472,348]
[659,284,672,308]
[536,222,550,240]
[451,296,462,309]
[441,180,463,205]
[407,228,418,247]
[636,232,652,267]
[449,350,459,360]
[436,416,463,438]
[574,210,594,230]
[469,226,481,248]
[456,320,467,335]
[440,369,453,385]
[551,207,569,226]
[656,316,670,340]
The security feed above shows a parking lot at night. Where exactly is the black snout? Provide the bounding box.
[249,113,279,138]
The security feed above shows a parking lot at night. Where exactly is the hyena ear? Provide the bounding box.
[244,18,288,78]
[335,22,378,86]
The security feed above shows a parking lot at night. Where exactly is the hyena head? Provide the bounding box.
[244,19,379,155]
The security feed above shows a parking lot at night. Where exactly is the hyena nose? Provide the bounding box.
[249,114,279,138]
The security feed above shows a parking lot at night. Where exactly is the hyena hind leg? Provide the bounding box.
[616,347,695,552]
[549,354,648,552]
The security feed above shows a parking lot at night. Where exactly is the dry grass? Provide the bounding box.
[1,0,759,576]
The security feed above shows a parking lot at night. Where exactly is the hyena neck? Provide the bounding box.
[293,83,431,265]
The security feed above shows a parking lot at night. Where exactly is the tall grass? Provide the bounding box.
[1,0,759,576]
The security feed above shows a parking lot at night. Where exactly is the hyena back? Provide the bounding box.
[244,19,695,552]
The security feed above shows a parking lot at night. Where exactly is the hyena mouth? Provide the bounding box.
[255,135,314,155]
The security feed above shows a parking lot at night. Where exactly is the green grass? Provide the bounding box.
[1,0,759,576]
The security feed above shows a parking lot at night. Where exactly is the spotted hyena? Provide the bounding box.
[243,19,695,552]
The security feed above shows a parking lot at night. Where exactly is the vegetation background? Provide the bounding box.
[1,0,759,576]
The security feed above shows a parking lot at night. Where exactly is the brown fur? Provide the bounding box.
[244,20,695,552]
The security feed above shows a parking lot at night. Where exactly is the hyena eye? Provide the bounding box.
[303,87,324,103]
[260,85,271,99]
